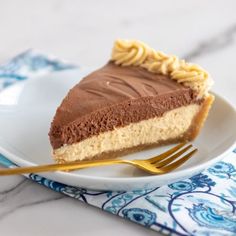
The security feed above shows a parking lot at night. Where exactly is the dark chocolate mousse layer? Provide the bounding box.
[49,62,202,149]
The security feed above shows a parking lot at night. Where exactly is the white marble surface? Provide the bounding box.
[0,0,236,235]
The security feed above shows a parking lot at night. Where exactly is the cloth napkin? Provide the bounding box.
[0,50,236,236]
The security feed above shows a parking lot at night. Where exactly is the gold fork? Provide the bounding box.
[0,143,197,176]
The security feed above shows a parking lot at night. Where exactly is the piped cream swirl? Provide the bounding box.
[111,39,213,98]
[111,40,151,66]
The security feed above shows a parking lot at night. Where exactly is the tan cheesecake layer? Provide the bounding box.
[53,95,214,163]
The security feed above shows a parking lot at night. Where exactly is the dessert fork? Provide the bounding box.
[0,143,197,176]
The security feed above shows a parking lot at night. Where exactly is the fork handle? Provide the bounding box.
[0,159,132,176]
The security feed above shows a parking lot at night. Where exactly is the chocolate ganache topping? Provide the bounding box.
[49,62,202,149]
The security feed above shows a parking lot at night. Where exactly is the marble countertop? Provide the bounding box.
[0,1,235,235]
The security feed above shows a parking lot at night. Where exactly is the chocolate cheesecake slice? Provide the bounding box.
[49,39,214,163]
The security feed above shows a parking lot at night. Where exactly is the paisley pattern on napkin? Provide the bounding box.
[0,51,235,236]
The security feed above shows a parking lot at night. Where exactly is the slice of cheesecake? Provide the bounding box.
[49,39,214,163]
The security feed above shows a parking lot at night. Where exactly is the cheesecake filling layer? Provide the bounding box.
[49,63,202,149]
[53,104,200,162]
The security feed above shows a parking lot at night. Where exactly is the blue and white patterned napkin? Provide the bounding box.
[0,50,236,236]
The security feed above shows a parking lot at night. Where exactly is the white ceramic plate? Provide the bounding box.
[0,69,235,191]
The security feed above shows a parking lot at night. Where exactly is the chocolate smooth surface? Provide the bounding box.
[49,62,202,149]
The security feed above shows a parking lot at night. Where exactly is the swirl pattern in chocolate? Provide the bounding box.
[111,39,213,98]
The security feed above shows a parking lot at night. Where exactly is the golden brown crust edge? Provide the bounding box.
[55,94,214,164]
[185,94,214,140]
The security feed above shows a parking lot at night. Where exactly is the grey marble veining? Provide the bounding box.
[184,23,236,60]
[0,178,64,221]
[0,0,235,235]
